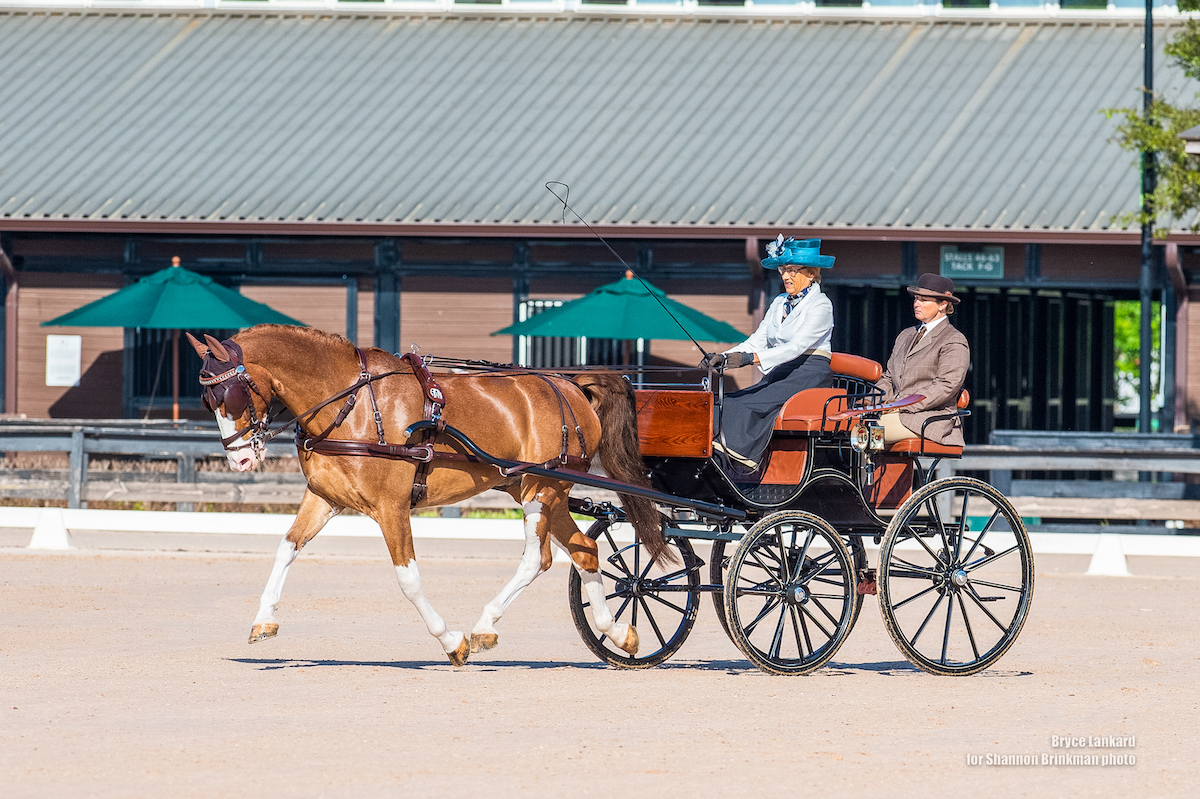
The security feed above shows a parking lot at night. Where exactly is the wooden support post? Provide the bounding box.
[345,276,358,345]
[68,429,84,509]
[177,454,196,512]
[374,240,400,355]
[0,240,17,416]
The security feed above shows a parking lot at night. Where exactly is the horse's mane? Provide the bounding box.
[242,323,355,350]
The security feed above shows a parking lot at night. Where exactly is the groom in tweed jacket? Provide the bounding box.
[875,274,971,447]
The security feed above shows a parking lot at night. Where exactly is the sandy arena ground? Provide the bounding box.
[1,529,1197,798]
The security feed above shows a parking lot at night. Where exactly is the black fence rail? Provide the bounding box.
[952,431,1200,533]
[4,421,1200,528]
[0,419,598,513]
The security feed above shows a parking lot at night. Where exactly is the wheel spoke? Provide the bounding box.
[925,496,952,561]
[959,591,981,661]
[768,602,788,660]
[792,526,817,583]
[909,591,945,648]
[748,547,786,589]
[797,603,815,654]
[888,555,939,577]
[967,544,1020,572]
[808,593,842,628]
[891,582,940,611]
[644,591,690,615]
[603,531,635,579]
[638,597,669,648]
[955,490,970,562]
[961,509,1001,563]
[940,590,954,665]
[963,585,1012,633]
[799,602,834,639]
[599,568,626,585]
[968,577,1023,593]
[898,522,943,562]
[798,548,837,583]
[789,606,807,658]
[742,595,783,636]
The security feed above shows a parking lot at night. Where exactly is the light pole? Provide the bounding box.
[1139,0,1155,434]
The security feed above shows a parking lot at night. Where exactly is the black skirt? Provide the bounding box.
[715,354,833,462]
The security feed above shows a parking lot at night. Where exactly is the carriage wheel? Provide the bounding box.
[709,539,732,639]
[878,476,1035,676]
[723,511,856,676]
[568,518,700,669]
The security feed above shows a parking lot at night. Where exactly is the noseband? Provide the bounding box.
[198,339,272,455]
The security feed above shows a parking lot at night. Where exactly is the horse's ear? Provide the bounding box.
[204,334,230,362]
[185,332,209,359]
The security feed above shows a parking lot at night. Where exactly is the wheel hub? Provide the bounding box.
[785,584,808,605]
[950,569,969,588]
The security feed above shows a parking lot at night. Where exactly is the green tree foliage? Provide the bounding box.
[1105,4,1200,234]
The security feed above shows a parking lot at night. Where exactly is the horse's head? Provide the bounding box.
[187,332,274,472]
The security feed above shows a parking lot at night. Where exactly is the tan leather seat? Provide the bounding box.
[886,439,964,456]
[775,388,853,433]
[885,389,970,456]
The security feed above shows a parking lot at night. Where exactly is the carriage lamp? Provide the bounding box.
[850,420,884,453]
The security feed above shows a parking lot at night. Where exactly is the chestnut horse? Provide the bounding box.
[187,324,666,666]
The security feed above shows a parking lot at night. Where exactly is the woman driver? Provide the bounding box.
[703,237,835,469]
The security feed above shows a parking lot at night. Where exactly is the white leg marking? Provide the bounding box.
[254,537,299,626]
[394,561,464,654]
[472,500,547,639]
[576,563,632,650]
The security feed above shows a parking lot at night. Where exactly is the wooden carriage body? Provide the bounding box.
[633,353,968,528]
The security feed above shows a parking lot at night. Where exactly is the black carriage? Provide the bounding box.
[565,353,1035,677]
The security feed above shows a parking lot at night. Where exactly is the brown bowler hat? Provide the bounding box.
[906,273,961,305]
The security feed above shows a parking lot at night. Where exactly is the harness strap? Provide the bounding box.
[399,353,447,505]
[533,374,589,465]
[300,435,589,473]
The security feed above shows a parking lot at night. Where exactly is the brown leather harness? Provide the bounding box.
[198,339,590,504]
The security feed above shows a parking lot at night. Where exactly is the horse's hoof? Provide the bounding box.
[470,632,499,653]
[248,622,279,644]
[447,635,471,667]
[619,626,639,656]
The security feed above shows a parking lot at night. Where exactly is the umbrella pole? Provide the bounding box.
[172,329,180,421]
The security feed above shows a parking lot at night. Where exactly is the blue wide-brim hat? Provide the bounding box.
[761,236,835,270]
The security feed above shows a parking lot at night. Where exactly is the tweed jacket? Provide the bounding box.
[875,320,971,447]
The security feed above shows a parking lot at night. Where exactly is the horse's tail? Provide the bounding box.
[572,372,673,565]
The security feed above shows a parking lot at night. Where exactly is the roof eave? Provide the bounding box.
[0,217,1160,244]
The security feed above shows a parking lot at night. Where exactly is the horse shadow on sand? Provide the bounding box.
[229,657,1031,677]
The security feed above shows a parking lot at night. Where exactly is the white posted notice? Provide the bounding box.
[46,335,82,387]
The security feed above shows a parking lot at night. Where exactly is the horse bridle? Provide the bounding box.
[198,339,274,455]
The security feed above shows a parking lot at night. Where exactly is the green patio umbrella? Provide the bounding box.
[493,273,746,346]
[43,262,303,419]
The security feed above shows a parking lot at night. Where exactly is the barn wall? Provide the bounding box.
[16,273,125,419]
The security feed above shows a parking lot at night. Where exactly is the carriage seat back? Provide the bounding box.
[829,352,882,383]
[775,388,855,433]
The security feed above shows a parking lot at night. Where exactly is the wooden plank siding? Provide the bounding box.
[400,277,512,363]
[16,275,125,419]
[240,285,350,338]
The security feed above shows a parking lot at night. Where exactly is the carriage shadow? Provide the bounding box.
[229,657,756,672]
[229,656,1029,676]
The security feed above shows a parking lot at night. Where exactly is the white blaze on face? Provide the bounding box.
[214,411,258,471]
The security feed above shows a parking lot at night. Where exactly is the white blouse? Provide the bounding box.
[724,285,834,374]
